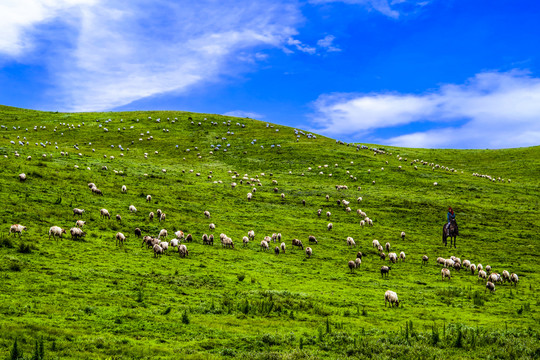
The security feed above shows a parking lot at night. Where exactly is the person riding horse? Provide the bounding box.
[443,207,459,247]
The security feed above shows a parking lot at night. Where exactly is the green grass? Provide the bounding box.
[0,105,538,359]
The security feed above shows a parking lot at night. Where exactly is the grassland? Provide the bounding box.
[0,105,538,359]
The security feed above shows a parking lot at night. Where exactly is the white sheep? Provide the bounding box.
[248,230,255,240]
[9,224,27,237]
[384,290,399,307]
[389,253,397,263]
[174,230,184,240]
[478,270,487,281]
[486,281,495,292]
[327,223,333,230]
[441,268,451,280]
[463,260,471,269]
[204,210,211,218]
[510,273,519,286]
[400,231,406,239]
[209,223,215,231]
[129,205,137,213]
[146,194,152,202]
[385,242,391,252]
[76,220,86,227]
[100,208,111,219]
[372,239,380,248]
[153,244,163,257]
[158,229,168,239]
[115,232,126,246]
[170,238,179,248]
[346,237,356,247]
[399,251,406,262]
[177,244,189,258]
[326,211,331,218]
[247,192,252,201]
[19,173,26,182]
[242,236,249,246]
[49,226,66,241]
[70,227,85,240]
[348,260,357,273]
[470,264,476,275]
[159,212,166,222]
[280,242,286,253]
[305,247,313,258]
[260,240,269,251]
[121,185,127,193]
[73,208,85,217]
[502,270,511,283]
[160,242,169,253]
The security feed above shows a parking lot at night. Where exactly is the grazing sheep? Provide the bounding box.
[48,226,67,241]
[91,187,103,196]
[178,244,189,257]
[388,253,397,263]
[153,244,163,257]
[441,268,451,281]
[327,223,333,230]
[203,234,214,245]
[380,252,386,261]
[326,194,330,201]
[401,231,406,240]
[478,270,487,281]
[222,237,234,249]
[477,264,483,272]
[149,212,154,220]
[174,230,184,240]
[377,244,384,252]
[470,264,476,275]
[510,273,519,286]
[204,210,211,218]
[209,223,215,231]
[380,266,391,278]
[444,259,455,268]
[158,229,168,239]
[115,232,126,246]
[129,205,137,213]
[422,255,429,265]
[502,270,511,283]
[260,240,269,251]
[302,199,306,206]
[116,214,122,221]
[88,182,96,189]
[384,290,399,307]
[242,236,249,246]
[360,220,365,226]
[122,185,127,193]
[76,220,86,228]
[355,258,361,267]
[308,235,318,244]
[486,281,495,292]
[160,242,169,253]
[485,265,491,274]
[437,257,445,265]
[317,209,322,217]
[280,242,286,253]
[19,173,27,182]
[348,260,356,273]
[346,237,356,247]
[488,273,501,284]
[399,251,406,262]
[274,246,280,255]
[100,208,111,219]
[146,194,152,202]
[73,208,85,217]
[372,239,380,248]
[277,233,282,242]
[305,247,313,258]
[159,212,166,222]
[326,211,331,218]
[292,239,304,249]
[463,260,471,269]
[248,230,255,240]
[453,262,461,271]
[272,233,278,242]
[70,227,86,240]
[185,233,193,242]
[281,193,285,199]
[247,192,252,201]
[134,228,142,237]
[356,251,362,259]
[385,242,391,252]
[156,209,162,218]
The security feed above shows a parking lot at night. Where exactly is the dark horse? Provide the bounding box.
[443,219,458,248]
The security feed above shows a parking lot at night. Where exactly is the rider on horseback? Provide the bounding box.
[446,207,458,235]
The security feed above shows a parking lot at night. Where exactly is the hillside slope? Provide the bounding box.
[0,105,539,359]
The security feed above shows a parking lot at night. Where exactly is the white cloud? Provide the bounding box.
[1,1,301,111]
[287,37,317,54]
[317,35,341,52]
[0,0,97,57]
[311,70,540,149]
[223,110,264,119]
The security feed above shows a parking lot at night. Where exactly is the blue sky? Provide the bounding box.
[1,0,540,148]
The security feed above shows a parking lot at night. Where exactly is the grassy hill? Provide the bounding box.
[0,105,538,359]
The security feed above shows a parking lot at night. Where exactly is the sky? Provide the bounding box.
[1,0,540,149]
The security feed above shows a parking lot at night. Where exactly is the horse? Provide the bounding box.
[443,219,458,248]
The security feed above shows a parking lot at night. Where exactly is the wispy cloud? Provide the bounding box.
[317,35,341,52]
[309,0,400,18]
[286,37,317,54]
[0,0,97,57]
[223,110,264,119]
[1,1,301,111]
[311,70,540,149]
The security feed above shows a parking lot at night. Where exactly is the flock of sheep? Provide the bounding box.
[3,114,519,310]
